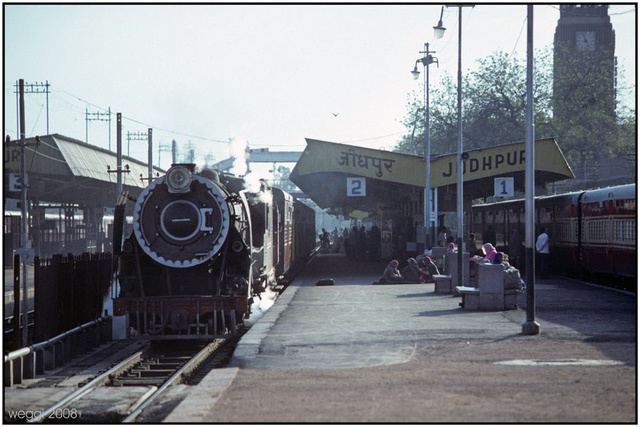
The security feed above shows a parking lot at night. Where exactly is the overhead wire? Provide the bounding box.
[10,83,421,153]
[54,88,412,149]
[56,89,230,144]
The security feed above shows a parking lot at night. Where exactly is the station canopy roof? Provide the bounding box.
[289,138,575,213]
[4,134,165,207]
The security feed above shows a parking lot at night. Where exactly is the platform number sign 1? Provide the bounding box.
[495,177,514,198]
[347,177,366,197]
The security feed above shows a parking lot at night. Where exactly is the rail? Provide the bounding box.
[4,315,112,387]
[27,349,145,424]
[122,340,225,422]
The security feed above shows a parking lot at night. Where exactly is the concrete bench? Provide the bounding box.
[433,275,452,294]
[455,286,480,309]
[456,263,520,311]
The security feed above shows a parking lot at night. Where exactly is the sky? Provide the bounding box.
[3,3,637,174]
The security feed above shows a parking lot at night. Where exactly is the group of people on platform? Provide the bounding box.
[344,225,381,260]
[376,226,550,287]
[378,255,440,284]
[318,226,382,260]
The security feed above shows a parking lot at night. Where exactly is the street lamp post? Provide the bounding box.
[411,43,438,249]
[523,4,540,335]
[445,4,474,288]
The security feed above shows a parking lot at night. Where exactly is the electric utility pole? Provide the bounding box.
[85,107,111,148]
[15,80,50,136]
[12,79,40,346]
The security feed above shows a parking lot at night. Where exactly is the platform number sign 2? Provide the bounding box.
[347,177,366,197]
[494,177,514,198]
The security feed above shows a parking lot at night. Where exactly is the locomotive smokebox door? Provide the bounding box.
[132,166,231,268]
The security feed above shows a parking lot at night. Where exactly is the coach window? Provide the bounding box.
[508,207,518,225]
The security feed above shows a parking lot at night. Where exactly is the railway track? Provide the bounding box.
[13,331,244,423]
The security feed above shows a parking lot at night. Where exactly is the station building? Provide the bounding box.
[290,137,574,257]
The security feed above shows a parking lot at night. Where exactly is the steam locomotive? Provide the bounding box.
[470,183,636,291]
[112,164,316,339]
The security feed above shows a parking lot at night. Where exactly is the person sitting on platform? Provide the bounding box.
[493,251,510,269]
[481,243,497,263]
[379,260,407,283]
[494,252,525,291]
[417,255,440,282]
[466,233,479,257]
[402,258,431,283]
[469,242,497,264]
[446,236,457,253]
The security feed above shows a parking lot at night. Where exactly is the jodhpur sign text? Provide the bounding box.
[441,149,526,178]
[337,148,396,178]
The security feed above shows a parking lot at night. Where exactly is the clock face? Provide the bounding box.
[576,31,596,51]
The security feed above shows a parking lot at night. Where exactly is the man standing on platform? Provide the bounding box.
[535,227,550,279]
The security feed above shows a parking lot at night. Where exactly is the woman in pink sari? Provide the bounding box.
[481,243,497,263]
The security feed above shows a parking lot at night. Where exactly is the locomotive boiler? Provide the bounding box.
[112,164,316,338]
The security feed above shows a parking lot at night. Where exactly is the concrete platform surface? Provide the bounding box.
[151,254,635,422]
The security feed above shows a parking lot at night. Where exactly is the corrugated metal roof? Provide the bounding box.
[52,134,163,189]
[5,134,164,189]
[5,134,71,176]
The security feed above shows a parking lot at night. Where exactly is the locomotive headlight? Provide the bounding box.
[166,165,192,194]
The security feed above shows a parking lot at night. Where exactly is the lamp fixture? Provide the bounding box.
[411,54,439,79]
[411,63,420,80]
[433,6,446,39]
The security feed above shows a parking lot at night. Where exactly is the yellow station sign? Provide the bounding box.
[292,138,574,189]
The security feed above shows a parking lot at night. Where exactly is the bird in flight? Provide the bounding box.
[331,112,340,117]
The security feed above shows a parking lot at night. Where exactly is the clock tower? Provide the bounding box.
[553,4,616,122]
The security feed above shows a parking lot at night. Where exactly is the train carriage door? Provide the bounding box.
[284,202,293,273]
[273,203,281,273]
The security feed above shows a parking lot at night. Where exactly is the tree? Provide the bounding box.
[397,48,555,157]
[397,46,636,190]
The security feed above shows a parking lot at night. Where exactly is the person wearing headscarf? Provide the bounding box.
[380,260,406,283]
[402,258,430,283]
[482,243,497,263]
[417,255,440,282]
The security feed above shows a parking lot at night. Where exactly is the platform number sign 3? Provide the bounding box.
[495,177,514,198]
[347,177,366,197]
[9,173,23,191]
